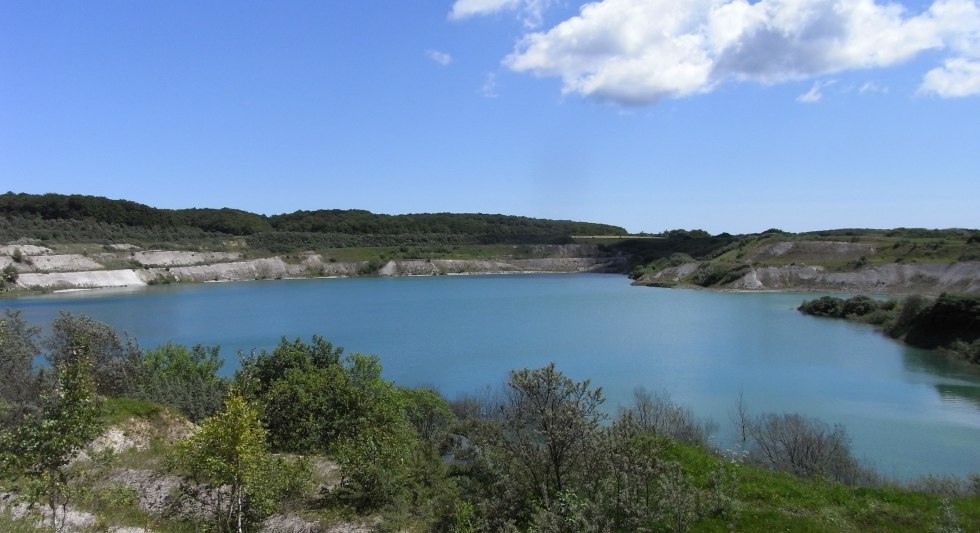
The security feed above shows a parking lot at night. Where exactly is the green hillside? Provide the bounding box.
[0,192,628,251]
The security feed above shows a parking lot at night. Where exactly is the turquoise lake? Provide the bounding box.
[4,273,979,479]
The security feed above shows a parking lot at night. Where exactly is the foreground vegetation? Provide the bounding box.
[2,311,979,531]
[799,293,980,365]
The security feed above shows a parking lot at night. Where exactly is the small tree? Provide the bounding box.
[746,412,859,482]
[0,310,42,427]
[1,264,18,286]
[137,342,226,422]
[0,346,102,530]
[490,363,607,504]
[172,394,309,532]
[44,312,143,397]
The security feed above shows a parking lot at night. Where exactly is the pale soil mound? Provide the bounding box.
[262,514,325,532]
[17,269,146,290]
[163,257,290,282]
[636,261,980,295]
[27,253,105,272]
[0,244,52,256]
[130,250,242,267]
[107,468,225,520]
[86,412,196,458]
[635,262,701,284]
[1,491,97,532]
[106,243,142,251]
[732,262,980,294]
[5,244,621,291]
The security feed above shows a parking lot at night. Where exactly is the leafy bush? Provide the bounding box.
[134,343,227,422]
[799,296,846,317]
[904,293,980,348]
[169,394,312,530]
[44,312,143,397]
[948,339,980,364]
[842,295,879,317]
[0,310,41,427]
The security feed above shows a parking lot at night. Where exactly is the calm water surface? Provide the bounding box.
[5,274,980,479]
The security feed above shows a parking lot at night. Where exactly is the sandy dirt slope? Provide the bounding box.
[28,254,105,272]
[733,262,980,294]
[129,250,242,267]
[0,244,53,256]
[638,261,980,295]
[17,269,146,290]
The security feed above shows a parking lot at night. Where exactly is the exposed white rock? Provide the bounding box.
[17,269,146,290]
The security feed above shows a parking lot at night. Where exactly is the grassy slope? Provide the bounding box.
[669,442,980,532]
[725,232,976,268]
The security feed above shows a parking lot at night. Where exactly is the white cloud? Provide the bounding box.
[858,81,888,93]
[450,0,556,28]
[426,49,454,66]
[450,0,519,20]
[479,72,500,97]
[920,57,980,95]
[489,0,980,104]
[797,80,836,102]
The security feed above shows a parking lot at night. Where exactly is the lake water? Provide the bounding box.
[4,273,980,479]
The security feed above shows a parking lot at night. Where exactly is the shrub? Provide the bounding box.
[799,296,845,318]
[44,312,143,397]
[745,412,866,483]
[887,295,928,338]
[1,264,17,284]
[136,343,226,422]
[904,293,980,348]
[842,295,879,317]
[624,387,716,447]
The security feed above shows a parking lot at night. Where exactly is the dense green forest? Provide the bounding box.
[1,311,978,531]
[0,193,627,251]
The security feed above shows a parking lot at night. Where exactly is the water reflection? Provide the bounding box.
[900,346,980,408]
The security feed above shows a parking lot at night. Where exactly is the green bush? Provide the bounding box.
[690,262,750,287]
[842,295,879,317]
[799,296,846,317]
[904,294,980,348]
[136,343,226,422]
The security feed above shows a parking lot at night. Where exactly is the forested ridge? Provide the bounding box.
[0,193,627,248]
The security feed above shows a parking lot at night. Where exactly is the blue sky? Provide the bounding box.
[2,0,978,234]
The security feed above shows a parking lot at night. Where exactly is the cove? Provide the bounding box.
[4,273,980,479]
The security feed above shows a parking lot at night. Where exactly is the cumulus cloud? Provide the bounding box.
[426,49,454,66]
[450,0,557,28]
[920,58,980,95]
[483,0,980,104]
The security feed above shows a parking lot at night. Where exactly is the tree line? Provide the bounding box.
[0,193,627,248]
